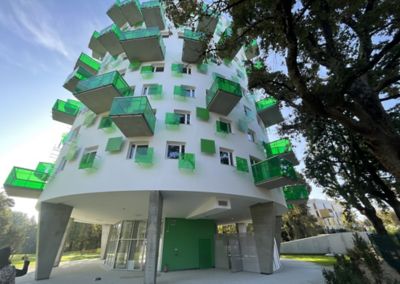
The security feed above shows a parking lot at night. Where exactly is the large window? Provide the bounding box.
[182,66,192,74]
[220,148,234,166]
[217,119,232,134]
[166,142,185,159]
[174,110,190,125]
[183,86,195,98]
[127,143,149,159]
[247,129,255,142]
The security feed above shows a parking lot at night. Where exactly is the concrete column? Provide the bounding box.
[36,202,73,280]
[274,216,282,253]
[144,191,163,284]
[100,225,111,260]
[53,218,73,267]
[250,202,275,275]
[236,223,247,234]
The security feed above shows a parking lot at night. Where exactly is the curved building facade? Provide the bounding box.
[3,1,307,282]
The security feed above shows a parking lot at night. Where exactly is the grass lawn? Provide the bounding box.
[281,254,337,266]
[10,250,100,270]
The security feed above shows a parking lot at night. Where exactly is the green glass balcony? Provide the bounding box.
[216,28,242,60]
[88,31,107,60]
[179,153,195,171]
[107,0,143,27]
[206,76,243,115]
[264,138,299,165]
[196,107,209,121]
[141,0,165,30]
[79,152,100,170]
[146,84,163,99]
[98,116,116,132]
[236,157,249,173]
[106,136,124,152]
[197,63,208,74]
[200,138,216,154]
[181,29,208,63]
[245,39,259,59]
[52,99,82,125]
[109,96,156,137]
[97,24,124,57]
[251,157,297,189]
[120,27,165,62]
[171,63,184,76]
[3,166,50,198]
[255,97,283,127]
[63,66,93,92]
[74,71,131,114]
[140,65,155,79]
[283,185,309,204]
[165,112,180,127]
[135,147,154,165]
[196,5,218,35]
[75,53,101,75]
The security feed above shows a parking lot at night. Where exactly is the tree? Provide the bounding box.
[0,192,14,248]
[165,0,400,181]
[281,204,324,241]
[303,118,399,234]
[64,221,102,252]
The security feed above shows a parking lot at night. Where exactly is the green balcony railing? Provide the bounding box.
[52,99,81,117]
[171,63,183,76]
[236,157,249,173]
[147,84,163,98]
[75,71,131,97]
[251,157,297,186]
[165,112,180,126]
[4,167,49,191]
[255,97,278,112]
[106,136,124,152]
[109,96,156,133]
[121,27,160,40]
[206,76,242,107]
[79,152,99,170]
[264,138,293,157]
[99,23,123,39]
[140,0,161,8]
[64,66,92,87]
[183,29,203,41]
[76,53,101,73]
[135,147,154,164]
[179,153,195,171]
[196,107,210,121]
[200,138,216,154]
[283,185,309,201]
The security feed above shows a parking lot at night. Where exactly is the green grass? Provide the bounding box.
[281,254,337,266]
[10,250,100,269]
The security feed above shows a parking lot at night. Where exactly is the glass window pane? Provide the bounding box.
[136,145,149,156]
[167,145,180,159]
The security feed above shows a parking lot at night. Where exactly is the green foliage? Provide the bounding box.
[323,234,399,284]
[281,204,324,241]
[280,254,336,267]
[64,222,102,252]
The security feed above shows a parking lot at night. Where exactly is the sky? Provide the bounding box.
[0,0,326,220]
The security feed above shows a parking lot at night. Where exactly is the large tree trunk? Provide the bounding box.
[356,197,388,235]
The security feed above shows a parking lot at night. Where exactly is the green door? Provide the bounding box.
[198,238,212,269]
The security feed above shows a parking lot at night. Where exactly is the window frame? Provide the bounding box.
[218,118,232,134]
[182,85,196,98]
[219,147,234,166]
[174,110,191,125]
[166,142,186,159]
[246,129,256,142]
[127,143,149,160]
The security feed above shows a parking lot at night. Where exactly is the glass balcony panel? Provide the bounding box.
[179,153,195,171]
[106,136,124,152]
[206,76,242,115]
[98,24,124,57]
[283,185,309,203]
[200,139,216,154]
[75,53,101,75]
[251,157,297,189]
[52,99,81,125]
[165,112,180,126]
[135,147,154,164]
[236,157,249,172]
[196,107,209,121]
[109,96,156,137]
[255,98,284,127]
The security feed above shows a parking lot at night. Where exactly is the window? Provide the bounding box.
[244,105,252,117]
[79,147,98,169]
[142,85,152,96]
[56,157,67,173]
[247,129,255,142]
[217,119,232,134]
[166,142,185,159]
[183,86,195,98]
[127,143,149,159]
[174,110,190,125]
[153,64,164,72]
[182,66,191,74]
[220,148,234,166]
[249,156,261,165]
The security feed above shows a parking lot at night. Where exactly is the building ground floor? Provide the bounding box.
[18,259,325,284]
[35,191,286,283]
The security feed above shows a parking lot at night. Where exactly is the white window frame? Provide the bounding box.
[182,65,192,74]
[247,129,255,142]
[127,143,149,159]
[166,142,185,159]
[174,110,191,125]
[182,85,196,98]
[142,84,158,96]
[249,155,261,165]
[218,118,232,133]
[219,147,234,166]
[153,64,164,72]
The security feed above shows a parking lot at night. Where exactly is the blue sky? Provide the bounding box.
[0,0,326,218]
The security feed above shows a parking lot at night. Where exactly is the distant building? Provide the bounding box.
[308,199,344,232]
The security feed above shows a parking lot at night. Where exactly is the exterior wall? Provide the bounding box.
[280,232,370,255]
[308,199,344,231]
[38,28,287,224]
[162,218,216,271]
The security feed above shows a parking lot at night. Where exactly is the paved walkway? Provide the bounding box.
[17,259,324,284]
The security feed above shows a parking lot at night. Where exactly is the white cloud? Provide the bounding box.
[0,0,70,58]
